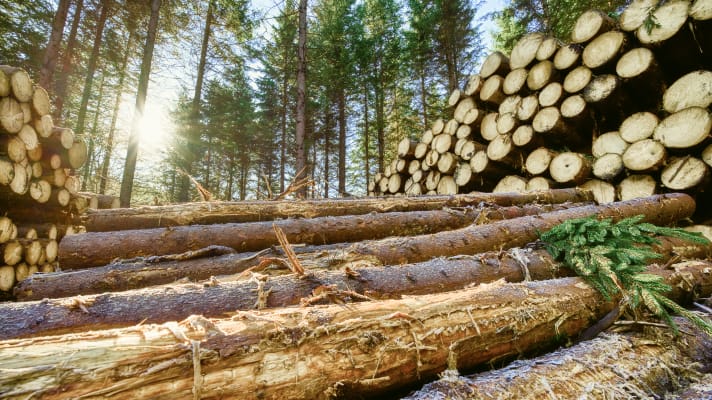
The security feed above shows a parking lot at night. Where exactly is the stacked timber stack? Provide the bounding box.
[369,0,712,212]
[0,65,91,295]
[2,192,712,399]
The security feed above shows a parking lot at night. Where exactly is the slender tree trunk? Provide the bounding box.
[74,0,112,137]
[53,0,83,122]
[99,31,134,195]
[280,48,289,193]
[82,73,107,191]
[119,0,162,207]
[419,61,428,128]
[338,87,346,195]
[205,135,212,190]
[323,105,331,198]
[363,78,370,187]
[39,0,71,92]
[376,67,385,173]
[192,1,213,115]
[295,0,308,196]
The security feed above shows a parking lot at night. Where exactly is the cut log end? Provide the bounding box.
[661,156,710,190]
[549,152,591,184]
[663,70,712,113]
[620,112,658,143]
[653,107,712,149]
[571,10,616,44]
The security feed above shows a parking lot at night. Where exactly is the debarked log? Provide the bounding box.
[2,261,712,400]
[404,318,712,400]
[80,188,595,232]
[3,236,709,339]
[59,202,587,270]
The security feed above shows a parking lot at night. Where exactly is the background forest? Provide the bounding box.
[0,0,628,205]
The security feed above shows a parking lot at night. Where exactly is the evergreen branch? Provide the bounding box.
[540,215,711,336]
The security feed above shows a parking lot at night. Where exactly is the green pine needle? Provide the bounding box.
[540,215,711,335]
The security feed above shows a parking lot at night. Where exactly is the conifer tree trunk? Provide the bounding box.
[338,87,346,195]
[100,31,134,195]
[280,48,289,193]
[39,0,71,92]
[82,73,107,191]
[363,74,370,187]
[295,0,308,196]
[119,0,162,207]
[53,0,83,122]
[74,0,112,137]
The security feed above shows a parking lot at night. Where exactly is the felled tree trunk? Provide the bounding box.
[404,318,712,400]
[4,236,708,339]
[59,202,583,270]
[18,194,693,299]
[3,261,712,400]
[340,194,695,266]
[80,188,595,231]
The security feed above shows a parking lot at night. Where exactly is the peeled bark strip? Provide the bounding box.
[4,236,707,340]
[81,189,595,232]
[663,70,712,113]
[4,261,712,400]
[653,107,712,149]
[405,317,712,400]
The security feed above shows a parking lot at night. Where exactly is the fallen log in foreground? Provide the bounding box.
[2,261,712,400]
[15,193,695,300]
[81,188,594,231]
[60,202,583,270]
[404,318,712,400]
[4,236,709,338]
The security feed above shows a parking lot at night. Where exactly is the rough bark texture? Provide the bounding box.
[81,189,594,231]
[4,235,708,340]
[336,194,695,266]
[405,318,712,400]
[3,260,712,400]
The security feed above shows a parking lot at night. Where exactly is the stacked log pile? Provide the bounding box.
[0,66,109,295]
[369,0,712,212]
[2,191,712,399]
[2,2,712,399]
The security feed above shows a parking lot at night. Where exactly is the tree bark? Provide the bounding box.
[405,316,712,400]
[6,235,708,339]
[39,0,71,92]
[81,188,594,231]
[334,194,694,266]
[60,202,584,270]
[74,0,111,137]
[100,31,134,195]
[295,0,308,196]
[119,0,161,207]
[4,260,712,399]
[53,0,83,123]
